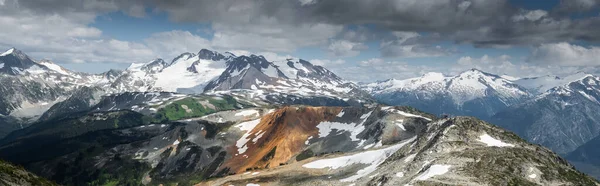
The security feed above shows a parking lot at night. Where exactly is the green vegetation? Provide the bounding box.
[154,95,251,122]
[0,159,57,186]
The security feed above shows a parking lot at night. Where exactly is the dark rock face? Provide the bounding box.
[0,48,38,75]
[198,49,229,61]
[141,59,169,73]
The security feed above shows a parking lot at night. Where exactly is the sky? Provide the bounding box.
[1,0,600,82]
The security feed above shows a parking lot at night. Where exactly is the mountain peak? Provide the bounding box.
[198,48,228,61]
[0,48,15,56]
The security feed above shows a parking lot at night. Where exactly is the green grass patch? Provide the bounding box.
[154,96,251,122]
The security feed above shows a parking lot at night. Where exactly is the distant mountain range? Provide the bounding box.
[0,47,599,185]
[362,69,533,120]
[361,68,600,179]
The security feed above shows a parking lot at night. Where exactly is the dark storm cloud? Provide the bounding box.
[11,0,600,48]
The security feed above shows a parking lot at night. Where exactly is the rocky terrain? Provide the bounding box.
[0,159,56,186]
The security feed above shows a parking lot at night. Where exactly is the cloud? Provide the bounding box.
[555,0,600,13]
[0,2,153,64]
[511,9,548,22]
[11,0,600,49]
[380,32,454,58]
[210,22,342,52]
[331,54,590,82]
[454,54,586,78]
[144,30,212,59]
[310,59,346,66]
[327,40,368,57]
[328,58,439,81]
[528,42,600,66]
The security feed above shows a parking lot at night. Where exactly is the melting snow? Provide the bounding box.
[235,109,259,117]
[172,139,180,145]
[252,130,265,143]
[395,110,431,121]
[305,136,313,145]
[235,119,262,154]
[415,164,451,180]
[302,137,416,182]
[316,121,364,142]
[0,63,4,69]
[337,110,345,117]
[404,154,416,163]
[246,184,260,186]
[478,133,515,147]
[395,119,406,131]
[529,174,537,179]
[396,172,404,178]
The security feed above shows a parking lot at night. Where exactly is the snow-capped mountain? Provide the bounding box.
[514,72,593,94]
[362,69,532,120]
[492,74,600,155]
[101,48,370,104]
[0,47,371,137]
[0,48,110,117]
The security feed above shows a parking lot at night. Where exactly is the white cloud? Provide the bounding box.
[529,42,600,66]
[298,0,317,6]
[512,9,548,22]
[144,30,212,59]
[310,59,346,66]
[331,58,439,82]
[380,32,453,58]
[333,54,591,83]
[210,22,343,52]
[454,54,586,78]
[327,40,368,57]
[0,7,157,64]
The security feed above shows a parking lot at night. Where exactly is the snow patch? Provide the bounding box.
[395,110,431,121]
[235,119,262,154]
[396,172,404,178]
[415,164,451,180]
[235,109,259,117]
[302,137,416,182]
[316,121,364,143]
[305,135,313,145]
[528,174,537,179]
[403,154,416,163]
[478,133,515,147]
[336,110,345,117]
[395,119,406,131]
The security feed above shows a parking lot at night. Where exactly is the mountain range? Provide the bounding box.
[0,47,599,185]
[0,48,370,137]
[362,68,600,179]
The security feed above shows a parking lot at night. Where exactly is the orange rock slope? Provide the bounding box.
[221,106,342,173]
